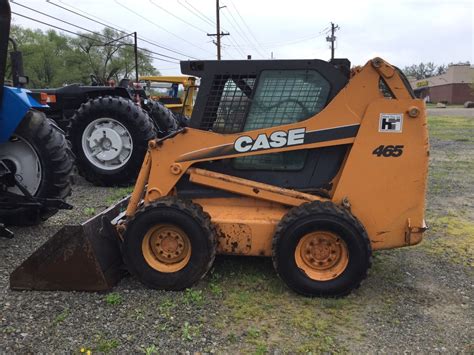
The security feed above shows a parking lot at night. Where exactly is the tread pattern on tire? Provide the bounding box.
[123,197,217,290]
[0,109,74,225]
[272,200,372,297]
[68,95,157,186]
[147,100,179,135]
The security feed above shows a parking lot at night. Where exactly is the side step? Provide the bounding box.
[10,197,130,291]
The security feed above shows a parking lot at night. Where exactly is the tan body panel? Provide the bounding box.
[125,58,428,253]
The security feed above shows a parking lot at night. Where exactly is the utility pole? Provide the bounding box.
[207,0,229,60]
[133,32,138,83]
[326,22,339,60]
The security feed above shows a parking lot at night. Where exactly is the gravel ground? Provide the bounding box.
[1,115,473,353]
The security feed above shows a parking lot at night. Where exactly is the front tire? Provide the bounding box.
[0,110,73,225]
[272,201,372,297]
[68,96,156,186]
[122,197,216,290]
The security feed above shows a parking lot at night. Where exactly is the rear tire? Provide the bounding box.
[146,100,178,137]
[68,96,156,186]
[0,110,73,226]
[272,201,372,297]
[122,197,216,290]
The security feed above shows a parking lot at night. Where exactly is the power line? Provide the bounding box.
[181,0,216,27]
[12,1,102,38]
[11,12,180,64]
[227,0,266,58]
[149,0,211,34]
[176,0,246,59]
[176,0,214,27]
[12,3,182,61]
[114,0,215,56]
[223,34,246,58]
[46,0,199,59]
[228,31,328,49]
[221,10,261,58]
[12,12,103,43]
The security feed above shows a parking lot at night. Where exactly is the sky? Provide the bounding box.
[10,0,474,75]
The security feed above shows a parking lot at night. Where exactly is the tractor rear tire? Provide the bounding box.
[68,96,156,187]
[0,110,73,226]
[122,197,216,290]
[272,200,372,297]
[147,100,178,137]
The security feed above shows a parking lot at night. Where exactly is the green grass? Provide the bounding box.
[423,214,474,267]
[183,288,204,306]
[206,257,353,353]
[105,292,123,306]
[423,115,474,267]
[105,186,134,205]
[52,308,69,326]
[428,116,474,142]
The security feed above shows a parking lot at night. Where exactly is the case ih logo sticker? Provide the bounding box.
[234,128,306,153]
[379,114,403,133]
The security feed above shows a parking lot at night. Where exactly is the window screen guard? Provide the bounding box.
[233,69,330,170]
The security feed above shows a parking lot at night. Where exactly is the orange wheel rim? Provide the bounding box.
[295,231,349,281]
[142,224,191,273]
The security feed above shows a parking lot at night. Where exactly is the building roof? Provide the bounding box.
[410,65,474,90]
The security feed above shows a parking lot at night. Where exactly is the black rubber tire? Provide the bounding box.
[147,100,178,136]
[122,197,216,290]
[272,201,372,297]
[172,112,189,127]
[68,96,156,186]
[0,110,73,226]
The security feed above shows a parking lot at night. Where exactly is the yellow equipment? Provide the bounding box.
[140,75,197,118]
[11,57,428,297]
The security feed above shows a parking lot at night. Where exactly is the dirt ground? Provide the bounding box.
[1,115,473,353]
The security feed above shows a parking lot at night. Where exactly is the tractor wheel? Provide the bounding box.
[68,96,156,187]
[272,201,372,297]
[147,100,178,137]
[0,110,73,225]
[173,112,189,127]
[122,197,216,290]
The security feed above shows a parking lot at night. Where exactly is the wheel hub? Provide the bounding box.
[0,135,42,195]
[81,118,133,170]
[295,231,349,281]
[301,234,341,270]
[142,224,192,273]
[150,228,188,264]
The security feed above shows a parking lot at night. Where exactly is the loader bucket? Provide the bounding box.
[10,197,130,291]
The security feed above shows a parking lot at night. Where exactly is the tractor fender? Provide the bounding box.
[0,86,47,143]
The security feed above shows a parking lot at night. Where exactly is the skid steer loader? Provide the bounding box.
[10,56,429,297]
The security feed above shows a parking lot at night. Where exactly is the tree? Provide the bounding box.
[72,28,158,85]
[403,61,471,80]
[7,25,158,88]
[403,62,437,80]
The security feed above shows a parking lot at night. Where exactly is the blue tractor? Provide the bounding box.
[0,0,73,235]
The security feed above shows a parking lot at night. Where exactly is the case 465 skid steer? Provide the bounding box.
[10,56,429,297]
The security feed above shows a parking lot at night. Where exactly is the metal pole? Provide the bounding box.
[330,23,335,60]
[134,31,138,83]
[216,0,221,60]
